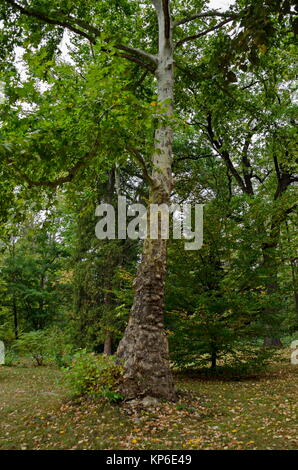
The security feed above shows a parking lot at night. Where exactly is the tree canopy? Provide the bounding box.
[0,0,297,399]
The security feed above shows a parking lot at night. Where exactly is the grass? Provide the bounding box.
[0,352,297,450]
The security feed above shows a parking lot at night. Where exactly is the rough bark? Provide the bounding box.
[116,0,176,400]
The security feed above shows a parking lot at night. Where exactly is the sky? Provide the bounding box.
[208,0,235,10]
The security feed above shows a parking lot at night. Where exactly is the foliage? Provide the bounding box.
[15,330,49,366]
[63,349,124,402]
[14,326,73,367]
[43,326,74,367]
[68,183,138,352]
[166,299,278,374]
[0,0,296,381]
[2,348,20,367]
[0,212,72,337]
[0,320,16,348]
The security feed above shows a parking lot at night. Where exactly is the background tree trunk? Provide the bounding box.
[12,294,18,340]
[262,226,282,348]
[103,331,112,355]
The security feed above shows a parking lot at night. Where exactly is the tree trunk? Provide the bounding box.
[210,349,217,370]
[12,294,18,340]
[289,256,298,325]
[102,170,116,355]
[263,336,282,347]
[104,331,112,355]
[286,221,298,330]
[116,0,176,400]
[12,242,18,340]
[262,244,282,348]
[262,167,292,346]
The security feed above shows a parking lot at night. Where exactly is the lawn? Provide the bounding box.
[0,352,297,450]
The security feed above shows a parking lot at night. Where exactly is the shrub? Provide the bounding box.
[63,349,123,402]
[2,348,20,367]
[15,327,74,367]
[44,326,73,367]
[167,303,279,375]
[16,330,49,366]
[0,322,17,349]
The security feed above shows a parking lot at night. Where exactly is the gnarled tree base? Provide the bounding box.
[117,320,176,400]
[117,238,176,401]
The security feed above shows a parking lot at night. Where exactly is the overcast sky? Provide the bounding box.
[208,0,235,10]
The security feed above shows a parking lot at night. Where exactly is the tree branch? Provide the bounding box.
[174,61,212,81]
[241,81,259,91]
[175,17,236,48]
[251,170,272,184]
[126,145,157,187]
[67,15,101,36]
[273,152,281,181]
[114,45,157,68]
[173,10,237,28]
[206,113,248,194]
[162,0,171,39]
[173,153,215,164]
[8,138,100,188]
[241,126,260,195]
[4,0,157,71]
[5,0,94,42]
[284,203,298,216]
[116,53,156,73]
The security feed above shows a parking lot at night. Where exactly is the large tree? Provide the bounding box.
[0,0,296,399]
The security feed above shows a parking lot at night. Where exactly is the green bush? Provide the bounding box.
[63,349,123,402]
[16,330,49,366]
[44,326,74,367]
[15,327,74,367]
[2,348,20,367]
[0,321,17,349]
[167,301,279,374]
